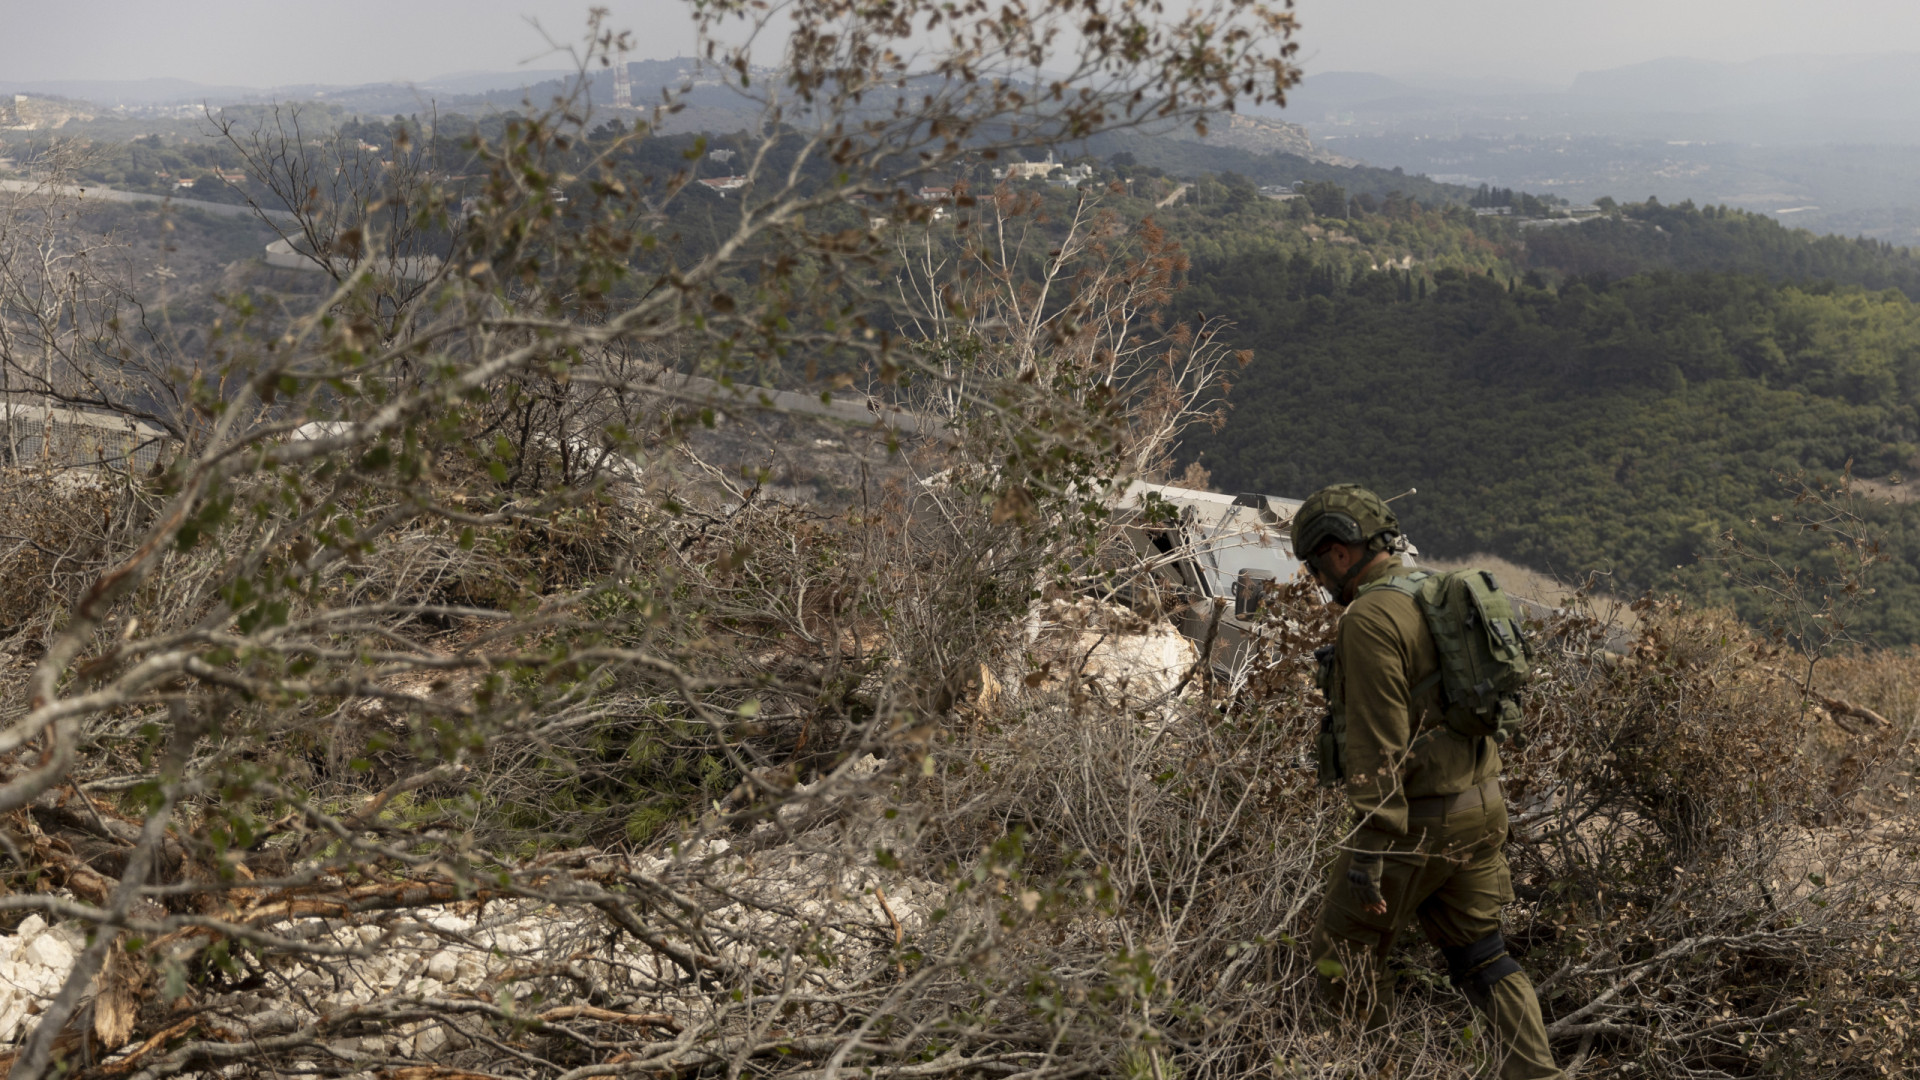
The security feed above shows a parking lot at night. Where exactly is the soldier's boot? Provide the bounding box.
[1442,932,1563,1080]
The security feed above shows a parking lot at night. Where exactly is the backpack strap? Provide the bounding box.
[1410,669,1444,700]
[1353,570,1444,702]
[1354,568,1429,600]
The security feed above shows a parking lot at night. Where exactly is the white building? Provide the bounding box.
[993,152,1057,181]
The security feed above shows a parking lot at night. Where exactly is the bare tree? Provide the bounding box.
[0,3,1301,1079]
[0,143,181,457]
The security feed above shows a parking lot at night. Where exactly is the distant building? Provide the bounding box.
[993,152,1057,181]
[1045,163,1095,189]
[1259,185,1300,201]
[1473,206,1512,217]
[915,186,952,202]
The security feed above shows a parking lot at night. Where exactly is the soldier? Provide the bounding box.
[1292,484,1561,1080]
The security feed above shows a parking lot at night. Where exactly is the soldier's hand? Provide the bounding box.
[1347,853,1387,915]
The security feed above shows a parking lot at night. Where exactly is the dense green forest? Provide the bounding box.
[1163,192,1920,643]
[1516,199,1920,300]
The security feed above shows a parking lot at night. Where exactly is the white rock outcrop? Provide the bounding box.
[0,773,940,1063]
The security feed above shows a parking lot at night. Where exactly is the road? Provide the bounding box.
[638,366,952,442]
[0,179,294,222]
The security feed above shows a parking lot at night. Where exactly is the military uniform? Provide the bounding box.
[1309,557,1561,1080]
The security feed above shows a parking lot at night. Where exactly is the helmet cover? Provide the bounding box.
[1291,484,1401,559]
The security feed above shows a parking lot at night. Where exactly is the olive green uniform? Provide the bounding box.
[1310,558,1561,1080]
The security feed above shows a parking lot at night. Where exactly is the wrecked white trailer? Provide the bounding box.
[1114,481,1309,681]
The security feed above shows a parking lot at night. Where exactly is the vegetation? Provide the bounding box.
[1156,193,1920,644]
[0,16,1916,1080]
[1518,198,1920,300]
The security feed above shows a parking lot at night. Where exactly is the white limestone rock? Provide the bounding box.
[424,951,458,982]
[21,933,73,970]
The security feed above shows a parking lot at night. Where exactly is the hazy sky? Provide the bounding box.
[2,0,1919,87]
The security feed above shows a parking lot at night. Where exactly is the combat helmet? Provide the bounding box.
[1290,484,1401,560]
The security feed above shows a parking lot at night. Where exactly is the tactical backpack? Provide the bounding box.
[1375,568,1534,743]
[1314,568,1535,783]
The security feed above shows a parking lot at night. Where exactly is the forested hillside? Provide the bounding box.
[1159,190,1920,642]
[1520,199,1920,299]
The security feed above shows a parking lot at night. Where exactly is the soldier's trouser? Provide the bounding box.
[1309,788,1562,1080]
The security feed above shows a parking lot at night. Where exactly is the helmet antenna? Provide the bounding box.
[1382,487,1418,504]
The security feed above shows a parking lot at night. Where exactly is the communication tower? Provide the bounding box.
[613,63,632,110]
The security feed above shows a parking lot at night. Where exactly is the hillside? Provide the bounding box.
[0,21,1917,1079]
[1158,194,1920,642]
[46,105,1919,649]
[1515,199,1920,299]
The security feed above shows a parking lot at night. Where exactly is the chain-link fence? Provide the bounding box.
[0,400,166,473]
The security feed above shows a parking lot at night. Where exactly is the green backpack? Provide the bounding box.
[1370,568,1535,745]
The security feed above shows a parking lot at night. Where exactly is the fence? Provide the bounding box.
[0,400,168,473]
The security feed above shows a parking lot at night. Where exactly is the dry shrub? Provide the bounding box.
[1517,600,1817,859]
[1807,647,1920,815]
[6,437,1906,1080]
[909,580,1920,1079]
[0,470,145,636]
[1500,599,1920,1076]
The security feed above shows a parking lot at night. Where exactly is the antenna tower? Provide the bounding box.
[613,63,632,109]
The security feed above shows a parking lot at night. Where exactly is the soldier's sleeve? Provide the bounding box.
[1337,601,1413,841]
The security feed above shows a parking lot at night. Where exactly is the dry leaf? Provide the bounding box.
[92,943,142,1050]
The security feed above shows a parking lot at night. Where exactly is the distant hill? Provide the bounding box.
[0,78,257,106]
[1154,193,1920,643]
[0,63,700,116]
[1273,52,1920,145]
[1083,134,1484,206]
[415,70,584,95]
[1160,114,1346,164]
[1264,71,1435,120]
[0,94,95,130]
[1517,200,1920,300]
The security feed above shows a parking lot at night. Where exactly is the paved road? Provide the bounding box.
[0,179,294,222]
[639,366,953,442]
